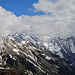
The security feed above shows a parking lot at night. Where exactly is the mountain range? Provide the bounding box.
[0,33,75,75]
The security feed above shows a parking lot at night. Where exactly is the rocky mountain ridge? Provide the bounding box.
[44,36,75,67]
[0,33,75,75]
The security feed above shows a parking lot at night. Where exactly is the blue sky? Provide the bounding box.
[0,0,44,16]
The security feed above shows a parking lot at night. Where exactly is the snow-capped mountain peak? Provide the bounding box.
[0,33,75,75]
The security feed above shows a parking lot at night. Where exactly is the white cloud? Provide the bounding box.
[33,0,75,16]
[0,0,75,41]
[33,0,75,38]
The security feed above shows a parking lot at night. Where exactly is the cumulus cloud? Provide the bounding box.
[0,0,75,41]
[33,0,75,38]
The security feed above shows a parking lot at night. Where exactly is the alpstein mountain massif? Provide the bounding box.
[0,33,75,75]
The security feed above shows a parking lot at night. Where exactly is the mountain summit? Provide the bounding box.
[44,36,75,68]
[0,33,75,75]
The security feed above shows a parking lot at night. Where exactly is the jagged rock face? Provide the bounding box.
[44,36,75,67]
[0,33,75,75]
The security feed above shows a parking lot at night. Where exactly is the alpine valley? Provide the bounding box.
[0,33,75,75]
